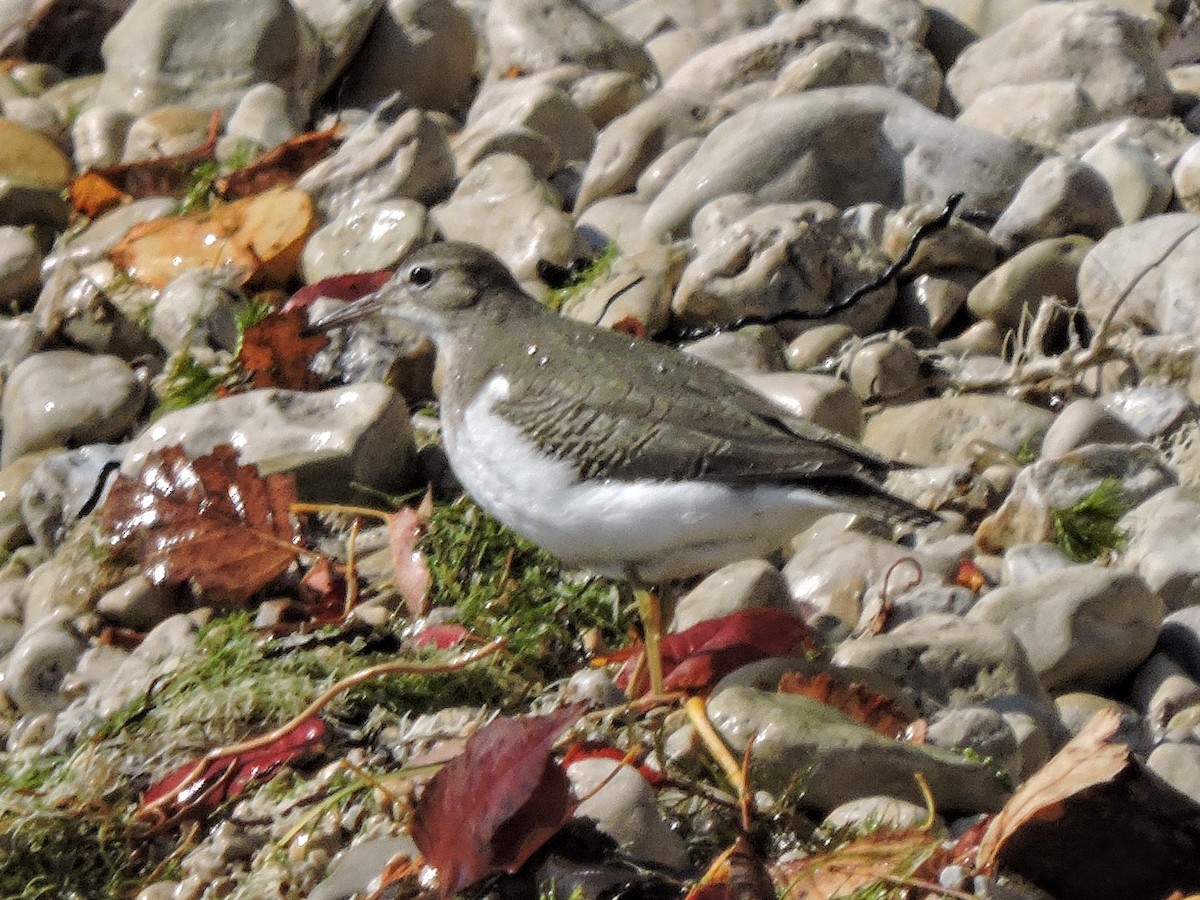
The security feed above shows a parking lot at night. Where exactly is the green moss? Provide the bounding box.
[177,158,220,214]
[154,350,232,418]
[543,244,619,312]
[1051,477,1127,562]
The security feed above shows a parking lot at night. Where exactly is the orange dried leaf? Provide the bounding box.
[772,827,945,899]
[976,709,1128,872]
[101,444,302,603]
[239,305,327,390]
[216,125,346,200]
[777,672,914,740]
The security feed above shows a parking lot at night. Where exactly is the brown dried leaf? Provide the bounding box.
[239,305,327,390]
[975,709,1128,872]
[101,444,302,603]
[772,827,945,899]
[216,125,345,200]
[777,672,914,740]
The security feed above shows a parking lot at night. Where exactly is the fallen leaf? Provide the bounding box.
[560,741,665,787]
[294,557,349,627]
[975,709,1128,871]
[410,624,472,650]
[411,704,586,897]
[387,491,433,617]
[216,125,345,200]
[610,315,648,339]
[284,269,393,311]
[238,305,327,390]
[101,444,302,603]
[777,672,914,740]
[139,716,325,827]
[772,827,946,899]
[68,110,220,217]
[617,608,818,696]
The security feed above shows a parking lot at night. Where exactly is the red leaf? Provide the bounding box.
[101,444,302,603]
[215,125,345,200]
[618,608,817,696]
[411,624,471,649]
[411,704,586,897]
[140,716,324,826]
[387,492,432,617]
[560,741,665,787]
[284,270,393,311]
[238,306,328,390]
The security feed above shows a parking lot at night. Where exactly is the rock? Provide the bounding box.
[705,685,1008,813]
[93,0,321,121]
[1061,115,1195,171]
[1,352,147,466]
[288,0,387,98]
[46,197,178,272]
[122,105,213,162]
[309,837,421,900]
[68,104,131,170]
[981,692,1062,778]
[671,559,792,630]
[927,705,1022,780]
[1146,742,1200,805]
[739,372,864,439]
[456,78,597,177]
[643,86,1037,239]
[1122,488,1200,612]
[300,200,430,283]
[966,565,1162,692]
[224,82,297,150]
[560,245,678,336]
[1079,140,1173,224]
[1054,692,1144,747]
[3,619,85,713]
[95,575,182,631]
[823,796,935,831]
[945,2,1172,119]
[965,235,1092,332]
[956,80,1100,151]
[121,384,417,502]
[785,324,854,370]
[298,106,455,218]
[567,759,689,869]
[0,116,71,189]
[1173,139,1200,213]
[772,39,888,95]
[485,0,656,81]
[431,153,588,285]
[894,271,971,333]
[862,394,1054,466]
[832,613,1050,711]
[975,444,1174,554]
[148,269,243,354]
[1039,398,1142,459]
[683,325,787,375]
[1000,542,1073,586]
[19,444,124,549]
[990,156,1122,249]
[0,224,40,306]
[845,335,927,402]
[1102,386,1192,439]
[1157,605,1200,681]
[1128,653,1200,734]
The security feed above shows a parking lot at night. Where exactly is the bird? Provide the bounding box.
[314,242,936,688]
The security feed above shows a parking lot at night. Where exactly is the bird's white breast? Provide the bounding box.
[443,375,846,583]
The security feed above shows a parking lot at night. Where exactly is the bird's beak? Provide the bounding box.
[303,291,386,335]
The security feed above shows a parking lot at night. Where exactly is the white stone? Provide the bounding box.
[301,200,430,283]
[1080,140,1173,224]
[0,225,40,305]
[225,82,297,150]
[567,759,688,868]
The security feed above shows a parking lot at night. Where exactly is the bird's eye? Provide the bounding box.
[408,265,434,287]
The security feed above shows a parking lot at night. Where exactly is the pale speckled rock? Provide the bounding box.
[927,705,1022,780]
[431,153,588,284]
[456,79,596,176]
[990,156,1122,249]
[308,837,421,900]
[643,86,1037,239]
[3,619,85,713]
[567,758,689,868]
[1062,116,1197,171]
[1038,398,1142,460]
[945,2,1171,119]
[1122,488,1200,612]
[486,0,655,81]
[576,89,730,212]
[0,116,71,190]
[966,565,1162,692]
[122,384,416,502]
[845,335,928,403]
[976,444,1174,553]
[862,394,1054,466]
[606,0,785,48]
[894,271,971,333]
[1000,542,1073,586]
[832,612,1051,709]
[0,450,49,551]
[297,107,455,218]
[1,352,147,466]
[1054,692,1143,745]
[1172,140,1200,213]
[956,80,1100,151]
[823,796,935,831]
[37,73,100,130]
[0,225,39,305]
[672,559,793,631]
[784,323,855,370]
[965,235,1092,332]
[1077,213,1200,335]
[1,96,60,137]
[301,200,430,283]
[1128,653,1200,734]
[560,244,679,335]
[19,444,125,549]
[570,69,647,127]
[740,372,864,439]
[576,193,661,256]
[122,104,213,163]
[1079,140,1173,224]
[705,685,1009,812]
[1101,386,1191,438]
[883,205,1000,275]
[95,575,182,631]
[224,83,296,150]
[288,0,387,98]
[93,0,321,121]
[149,269,244,353]
[682,325,787,375]
[771,40,887,96]
[1147,742,1200,805]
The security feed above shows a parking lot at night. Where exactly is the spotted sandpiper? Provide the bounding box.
[316,242,935,688]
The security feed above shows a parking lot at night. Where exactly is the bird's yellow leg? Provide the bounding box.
[637,586,665,697]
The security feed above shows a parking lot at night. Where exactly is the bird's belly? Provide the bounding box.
[446,397,842,583]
